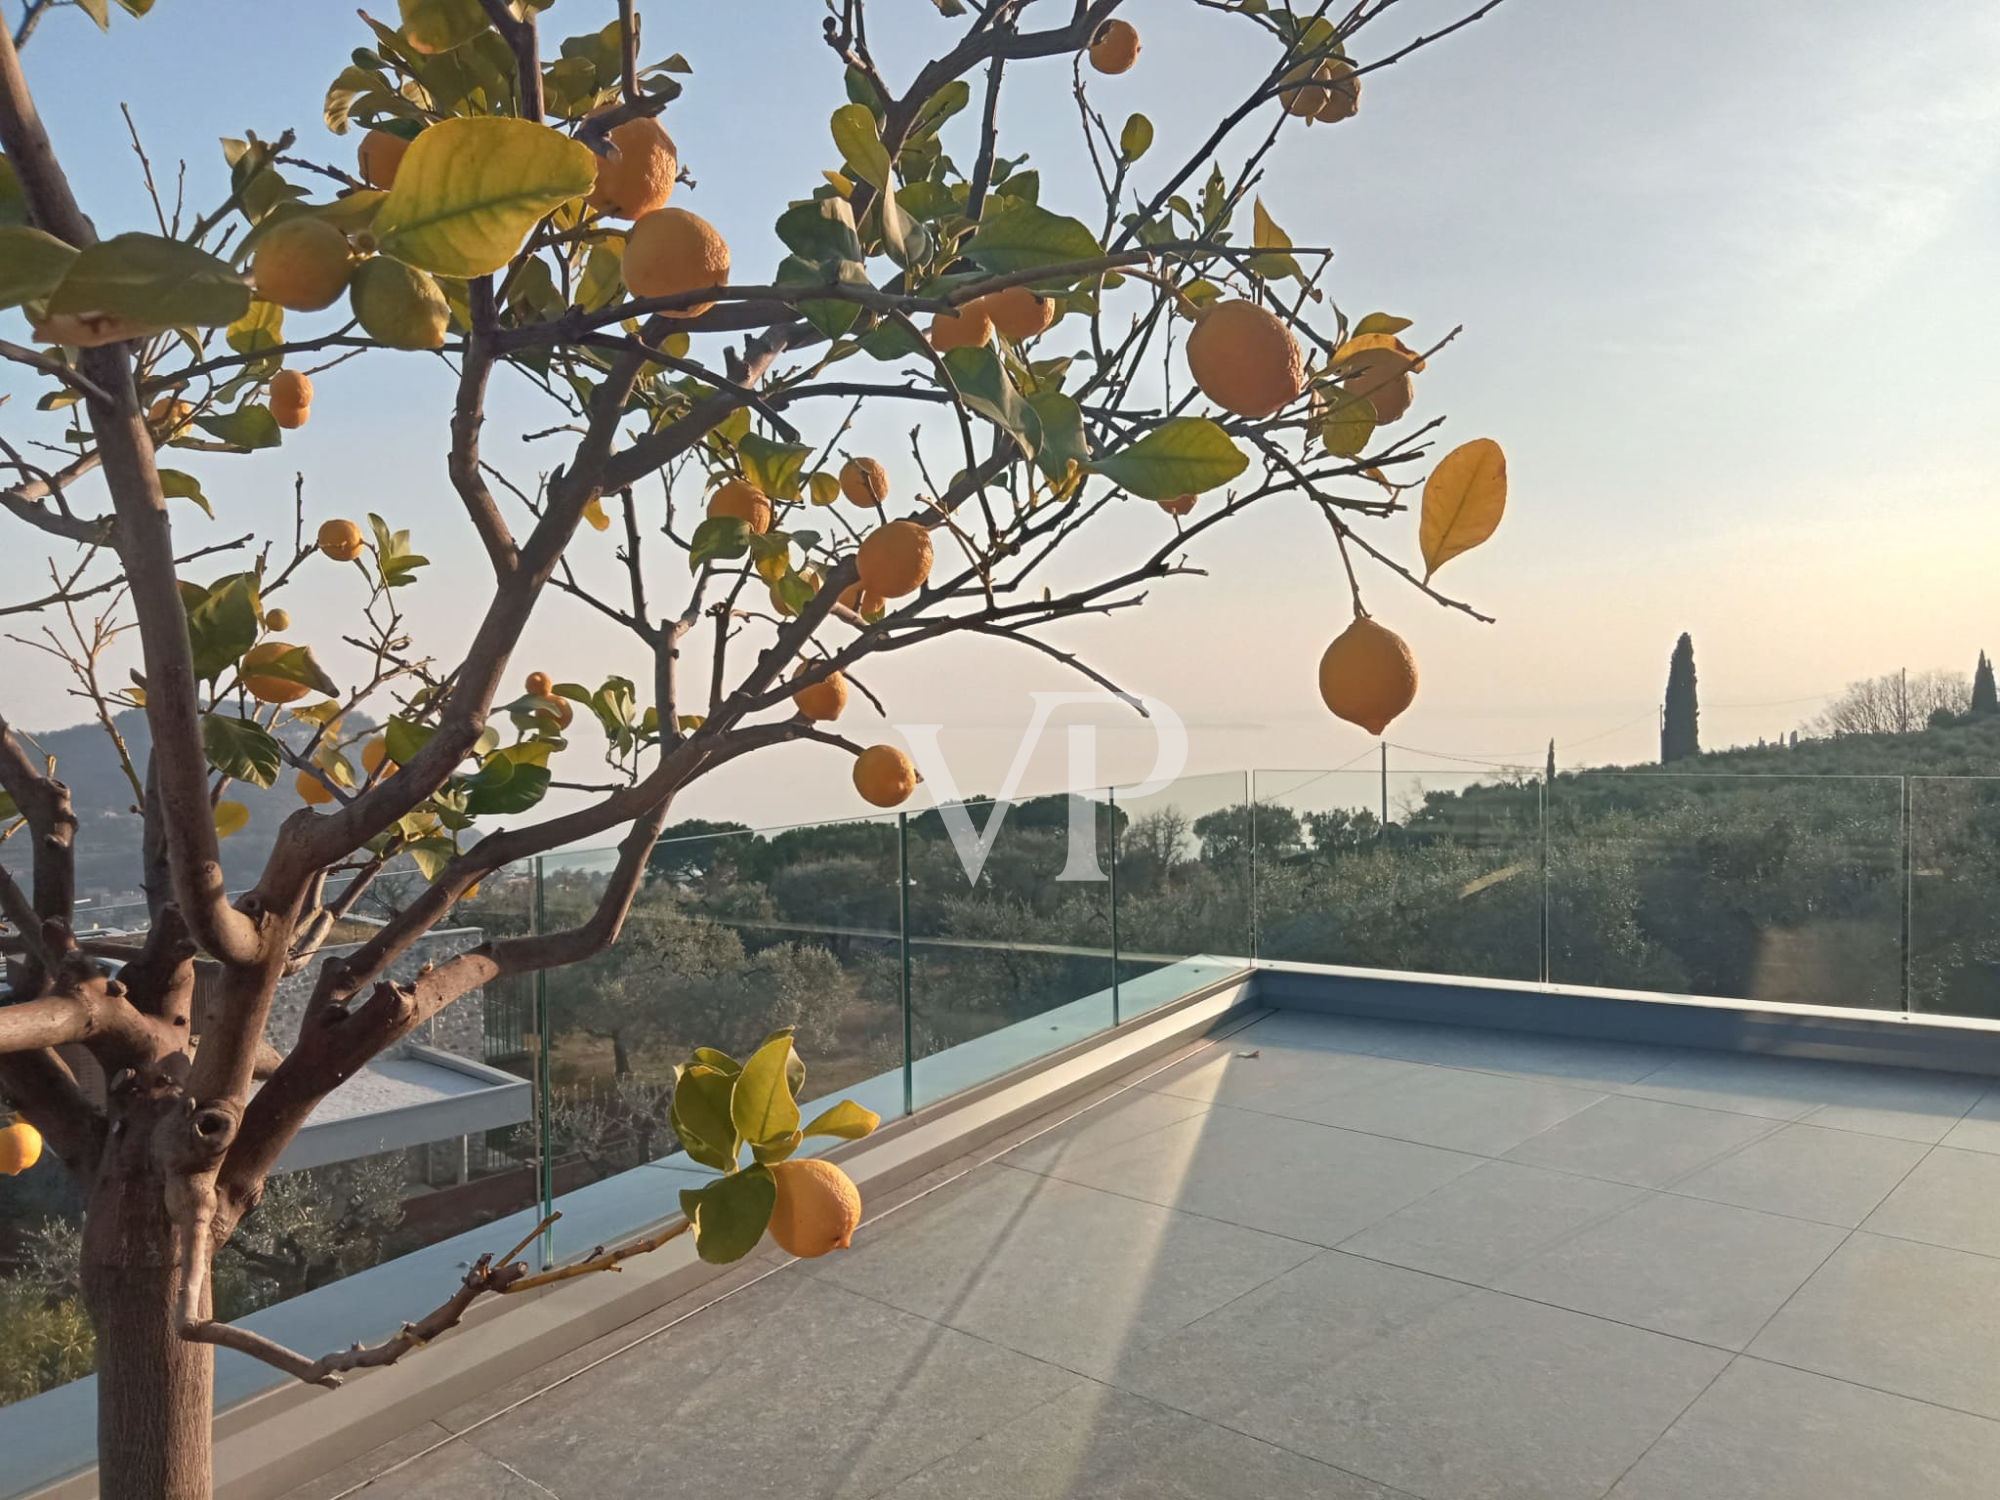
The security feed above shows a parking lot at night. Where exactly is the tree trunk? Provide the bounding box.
[611,1033,631,1077]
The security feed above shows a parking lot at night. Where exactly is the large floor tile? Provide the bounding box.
[280,1432,569,1498]
[1491,1192,1843,1348]
[465,1273,1081,1500]
[1503,1093,1777,1187]
[1799,1065,1988,1143]
[277,1422,461,1500]
[1751,1232,2000,1419]
[1288,1062,1605,1154]
[1002,1086,1211,1175]
[1230,1285,1728,1500]
[1939,1085,2000,1154]
[1621,1051,1839,1120]
[1672,1121,1927,1227]
[1862,1145,2000,1257]
[1338,1159,1643,1284]
[1034,1101,1483,1245]
[881,1384,1402,1499]
[813,1165,1315,1377]
[1322,1017,1676,1091]
[1138,1037,1419,1117]
[1609,1356,2000,1500]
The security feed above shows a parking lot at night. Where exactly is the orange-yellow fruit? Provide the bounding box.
[767,1157,862,1257]
[1186,299,1305,419]
[769,566,823,617]
[1318,614,1418,736]
[361,738,393,776]
[585,114,680,220]
[837,582,885,618]
[1159,494,1196,517]
[622,206,729,314]
[852,745,918,809]
[793,666,849,722]
[356,129,409,189]
[148,395,193,432]
[839,457,889,508]
[272,369,313,429]
[252,216,353,312]
[296,770,335,806]
[0,1121,44,1176]
[1088,18,1141,74]
[242,641,312,705]
[1339,344,1417,423]
[707,478,772,535]
[525,671,553,697]
[1280,60,1332,117]
[1315,62,1362,123]
[530,693,574,729]
[263,608,291,632]
[979,285,1055,343]
[317,517,364,561]
[929,303,992,352]
[856,520,933,599]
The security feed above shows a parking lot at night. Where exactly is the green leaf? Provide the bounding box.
[802,1098,882,1142]
[942,344,1041,455]
[963,202,1104,276]
[397,0,489,52]
[1090,417,1248,501]
[193,405,282,451]
[752,1130,804,1166]
[730,1033,802,1149]
[461,756,551,816]
[246,643,340,698]
[45,233,249,329]
[0,226,77,311]
[0,154,27,227]
[775,196,864,266]
[670,1063,739,1170]
[688,514,752,571]
[830,103,892,189]
[157,468,213,519]
[226,299,284,355]
[406,836,457,881]
[690,1047,741,1076]
[367,512,430,587]
[178,575,260,681]
[374,117,596,277]
[1120,113,1154,162]
[1353,311,1413,337]
[1024,390,1088,483]
[775,254,865,342]
[384,715,436,766]
[201,713,284,788]
[738,432,814,502]
[679,1166,776,1264]
[1318,386,1377,458]
[908,80,971,142]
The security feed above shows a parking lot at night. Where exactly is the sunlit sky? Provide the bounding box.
[5,0,1999,833]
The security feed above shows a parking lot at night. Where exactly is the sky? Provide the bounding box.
[4,0,1999,837]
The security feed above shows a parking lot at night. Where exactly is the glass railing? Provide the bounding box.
[13,760,2000,1443]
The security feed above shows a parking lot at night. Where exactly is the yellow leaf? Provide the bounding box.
[373,117,597,277]
[1419,438,1508,580]
[808,471,841,507]
[1252,198,1292,251]
[1353,312,1412,337]
[582,496,611,532]
[214,801,250,839]
[822,170,855,197]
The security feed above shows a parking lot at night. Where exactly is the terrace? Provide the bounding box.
[8,764,2000,1499]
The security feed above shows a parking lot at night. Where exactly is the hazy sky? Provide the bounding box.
[4,0,1998,834]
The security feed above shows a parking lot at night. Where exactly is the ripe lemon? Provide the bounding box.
[361,737,394,776]
[525,671,552,697]
[707,478,772,535]
[317,517,365,561]
[349,257,449,350]
[147,395,193,433]
[1319,615,1418,735]
[252,217,353,312]
[1279,60,1332,117]
[622,206,729,314]
[929,303,992,352]
[1186,299,1304,418]
[1088,18,1140,74]
[840,457,889,507]
[0,1120,44,1176]
[529,693,574,729]
[853,744,918,808]
[586,114,679,220]
[271,369,313,429]
[856,520,933,599]
[1339,344,1417,423]
[296,769,335,806]
[768,1158,863,1257]
[356,129,408,189]
[263,608,291,632]
[1315,62,1362,122]
[837,582,885,619]
[1159,494,1196,517]
[793,666,849,722]
[979,284,1055,342]
[242,641,312,704]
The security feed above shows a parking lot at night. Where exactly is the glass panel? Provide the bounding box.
[1547,772,1903,1009]
[1910,776,2000,1019]
[1254,767,1545,982]
[1111,770,1254,1014]
[538,816,904,1261]
[906,793,1116,1108]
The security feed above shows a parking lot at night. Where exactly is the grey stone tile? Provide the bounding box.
[1230,1285,1728,1500]
[1033,1101,1483,1245]
[1326,1018,1678,1090]
[1621,1051,1837,1120]
[465,1273,1081,1499]
[881,1384,1402,1499]
[1504,1093,1778,1187]
[275,1422,460,1500]
[281,1435,556,1499]
[1491,1192,1843,1349]
[1673,1121,1928,1227]
[1939,1085,2000,1155]
[1339,1159,1644,1284]
[1800,1066,1988,1143]
[1138,1037,1419,1117]
[1002,1086,1212,1175]
[1608,1357,2000,1500]
[813,1164,1315,1378]
[1286,1062,1605,1155]
[1751,1232,2000,1418]
[1862,1145,2000,1257]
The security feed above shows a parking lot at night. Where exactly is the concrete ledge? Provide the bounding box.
[1254,961,2000,1074]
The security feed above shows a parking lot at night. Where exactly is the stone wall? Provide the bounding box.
[264,925,488,1060]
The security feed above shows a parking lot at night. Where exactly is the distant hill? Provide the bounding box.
[1602,715,2000,781]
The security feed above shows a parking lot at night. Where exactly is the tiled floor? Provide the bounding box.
[286,1011,2000,1500]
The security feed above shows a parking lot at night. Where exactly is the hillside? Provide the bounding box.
[1611,714,2000,781]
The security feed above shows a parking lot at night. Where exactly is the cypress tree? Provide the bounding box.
[1662,633,1700,763]
[1545,738,1556,784]
[1973,651,1997,717]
